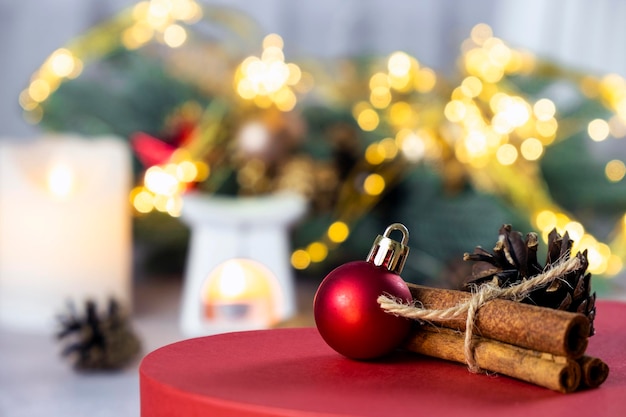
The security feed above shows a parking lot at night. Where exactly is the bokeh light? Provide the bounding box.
[605,160,626,182]
[588,119,610,142]
[234,33,302,111]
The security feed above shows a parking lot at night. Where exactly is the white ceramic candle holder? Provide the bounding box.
[179,191,307,336]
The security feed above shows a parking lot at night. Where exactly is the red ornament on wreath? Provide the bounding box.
[314,223,413,360]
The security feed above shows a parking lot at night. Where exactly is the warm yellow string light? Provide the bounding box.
[290,25,626,277]
[19,12,626,277]
[234,33,302,111]
[21,0,204,124]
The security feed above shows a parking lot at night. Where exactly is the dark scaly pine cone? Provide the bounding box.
[57,299,142,371]
[463,224,596,336]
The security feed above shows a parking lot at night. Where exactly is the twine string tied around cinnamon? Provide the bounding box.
[378,256,582,373]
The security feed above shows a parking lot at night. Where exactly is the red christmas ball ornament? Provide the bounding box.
[314,223,413,360]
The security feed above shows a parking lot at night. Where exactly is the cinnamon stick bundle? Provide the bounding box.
[407,284,590,359]
[397,284,610,392]
[404,326,582,393]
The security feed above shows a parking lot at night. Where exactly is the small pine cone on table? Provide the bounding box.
[57,299,141,371]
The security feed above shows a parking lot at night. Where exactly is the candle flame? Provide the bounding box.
[47,164,74,198]
[218,260,247,298]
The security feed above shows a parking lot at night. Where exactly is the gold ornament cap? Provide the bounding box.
[366,223,410,275]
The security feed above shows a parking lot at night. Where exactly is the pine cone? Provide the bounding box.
[463,224,596,335]
[57,299,142,370]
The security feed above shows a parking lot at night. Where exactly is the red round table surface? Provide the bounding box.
[140,300,626,417]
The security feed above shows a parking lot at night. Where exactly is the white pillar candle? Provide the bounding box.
[0,135,132,332]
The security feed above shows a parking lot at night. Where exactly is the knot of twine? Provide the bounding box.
[378,256,581,373]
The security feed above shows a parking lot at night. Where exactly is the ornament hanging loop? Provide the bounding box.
[366,223,410,275]
[383,223,409,245]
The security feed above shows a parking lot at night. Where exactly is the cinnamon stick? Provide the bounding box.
[407,284,590,359]
[577,355,610,389]
[404,326,581,393]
